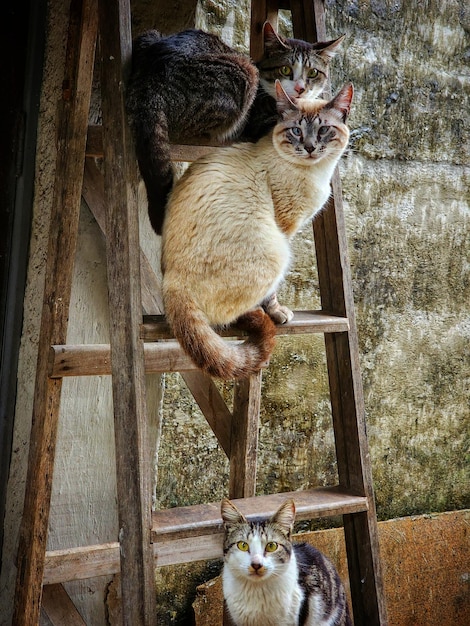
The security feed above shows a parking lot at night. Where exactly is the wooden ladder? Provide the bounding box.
[13,0,388,624]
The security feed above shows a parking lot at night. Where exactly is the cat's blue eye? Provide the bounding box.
[318,126,329,137]
[291,127,302,137]
[279,65,292,77]
[237,541,249,552]
[265,542,278,553]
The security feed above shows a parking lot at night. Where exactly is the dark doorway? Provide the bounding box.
[0,0,47,560]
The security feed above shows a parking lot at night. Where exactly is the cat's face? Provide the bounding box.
[221,498,295,583]
[258,22,344,101]
[272,81,353,165]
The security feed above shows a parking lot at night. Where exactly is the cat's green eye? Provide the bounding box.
[279,65,292,77]
[237,541,249,552]
[265,542,278,553]
[307,68,319,79]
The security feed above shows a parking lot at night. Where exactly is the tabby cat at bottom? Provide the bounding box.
[161,82,353,380]
[221,498,352,626]
[125,23,343,234]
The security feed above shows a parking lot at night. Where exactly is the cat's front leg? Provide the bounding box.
[262,292,294,324]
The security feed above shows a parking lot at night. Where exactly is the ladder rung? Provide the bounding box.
[151,486,367,542]
[43,487,367,583]
[86,124,221,162]
[49,312,349,378]
[48,341,241,377]
[141,310,349,341]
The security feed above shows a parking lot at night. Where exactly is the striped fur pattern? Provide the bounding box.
[126,29,258,234]
[221,498,352,626]
[161,83,353,379]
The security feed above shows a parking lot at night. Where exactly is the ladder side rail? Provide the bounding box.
[12,1,98,623]
[97,0,157,623]
[289,2,388,623]
[229,372,263,498]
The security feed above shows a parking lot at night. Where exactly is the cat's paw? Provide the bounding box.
[261,293,294,325]
[268,304,294,325]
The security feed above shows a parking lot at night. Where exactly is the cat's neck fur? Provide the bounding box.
[255,132,337,237]
[223,550,303,626]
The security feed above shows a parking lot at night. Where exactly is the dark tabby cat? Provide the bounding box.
[221,498,352,626]
[125,29,258,234]
[125,24,343,235]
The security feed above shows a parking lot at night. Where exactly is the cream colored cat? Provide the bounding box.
[161,81,353,379]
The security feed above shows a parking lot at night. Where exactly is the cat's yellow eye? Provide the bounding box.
[237,541,249,552]
[307,68,319,79]
[265,542,278,553]
[279,65,292,77]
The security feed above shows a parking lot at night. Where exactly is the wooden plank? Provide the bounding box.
[41,584,86,625]
[228,373,262,498]
[12,1,98,624]
[141,310,349,341]
[97,0,157,623]
[48,340,249,377]
[43,487,369,582]
[250,0,280,61]
[151,486,368,542]
[181,371,232,456]
[86,124,220,162]
[44,543,121,585]
[295,2,388,624]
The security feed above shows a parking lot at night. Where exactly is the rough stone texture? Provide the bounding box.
[193,509,470,626]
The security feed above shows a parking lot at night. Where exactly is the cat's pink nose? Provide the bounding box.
[294,82,305,95]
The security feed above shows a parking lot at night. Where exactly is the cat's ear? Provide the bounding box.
[263,21,288,51]
[325,82,354,122]
[275,80,298,117]
[315,34,345,61]
[221,498,247,525]
[271,499,296,535]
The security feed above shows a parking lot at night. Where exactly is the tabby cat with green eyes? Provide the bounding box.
[242,22,344,141]
[126,22,343,235]
[221,498,352,626]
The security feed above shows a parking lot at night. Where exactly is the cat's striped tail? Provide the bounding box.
[165,296,277,380]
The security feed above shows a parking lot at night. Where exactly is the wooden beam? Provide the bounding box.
[43,487,369,582]
[295,2,388,624]
[12,1,98,623]
[41,584,86,625]
[48,341,247,377]
[97,0,157,623]
[86,124,220,162]
[181,371,232,456]
[141,310,349,340]
[228,372,263,499]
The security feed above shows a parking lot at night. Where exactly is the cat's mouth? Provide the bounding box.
[249,567,266,577]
